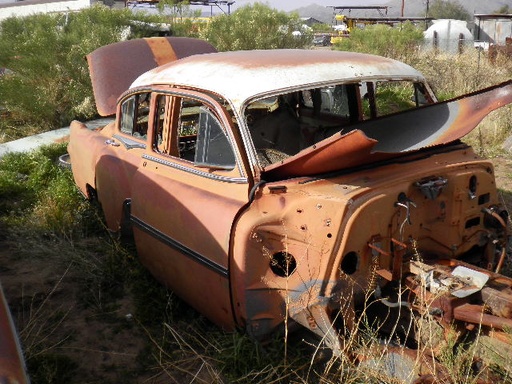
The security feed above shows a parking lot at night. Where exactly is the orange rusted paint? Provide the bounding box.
[145,37,178,66]
[69,38,512,374]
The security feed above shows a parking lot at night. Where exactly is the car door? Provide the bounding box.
[93,91,152,232]
[130,90,250,330]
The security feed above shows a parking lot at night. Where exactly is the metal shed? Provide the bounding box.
[474,14,512,46]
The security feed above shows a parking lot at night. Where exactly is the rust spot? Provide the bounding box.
[145,37,177,66]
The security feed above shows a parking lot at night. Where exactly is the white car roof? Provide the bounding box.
[131,49,426,106]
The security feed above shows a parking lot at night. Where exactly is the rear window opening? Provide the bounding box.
[245,80,433,167]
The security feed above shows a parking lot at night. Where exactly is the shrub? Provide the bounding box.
[0,6,173,141]
[334,22,424,60]
[200,4,312,51]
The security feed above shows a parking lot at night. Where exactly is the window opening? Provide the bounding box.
[120,92,151,139]
[153,93,236,170]
[246,84,359,167]
[246,81,434,167]
[363,81,430,118]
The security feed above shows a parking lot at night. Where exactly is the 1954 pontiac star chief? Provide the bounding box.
[68,37,512,364]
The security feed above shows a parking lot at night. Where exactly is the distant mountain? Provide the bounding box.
[293,0,511,21]
[293,4,333,24]
[384,0,511,17]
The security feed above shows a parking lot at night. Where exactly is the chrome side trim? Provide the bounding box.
[142,154,248,184]
[113,134,147,150]
[131,215,229,278]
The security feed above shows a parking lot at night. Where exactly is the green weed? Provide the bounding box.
[0,6,180,140]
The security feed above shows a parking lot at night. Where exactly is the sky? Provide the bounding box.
[231,0,390,12]
[0,0,390,12]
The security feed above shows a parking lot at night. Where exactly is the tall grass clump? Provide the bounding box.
[0,145,168,382]
[0,144,94,237]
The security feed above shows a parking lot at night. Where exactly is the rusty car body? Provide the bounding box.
[0,282,29,383]
[68,37,512,378]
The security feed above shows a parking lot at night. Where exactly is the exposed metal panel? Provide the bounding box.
[263,129,383,179]
[363,80,512,152]
[474,15,512,45]
[87,37,217,116]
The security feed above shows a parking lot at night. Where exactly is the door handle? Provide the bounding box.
[105,139,120,147]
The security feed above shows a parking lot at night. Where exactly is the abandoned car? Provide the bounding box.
[68,37,512,375]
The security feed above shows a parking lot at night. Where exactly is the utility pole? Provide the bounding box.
[401,0,405,17]
[424,0,430,29]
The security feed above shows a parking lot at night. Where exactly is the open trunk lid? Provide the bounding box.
[87,37,217,116]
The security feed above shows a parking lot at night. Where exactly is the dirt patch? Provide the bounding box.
[0,238,165,383]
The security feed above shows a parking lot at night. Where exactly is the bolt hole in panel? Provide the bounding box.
[269,252,297,277]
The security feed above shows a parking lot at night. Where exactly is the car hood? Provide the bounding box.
[263,80,512,179]
[87,37,217,116]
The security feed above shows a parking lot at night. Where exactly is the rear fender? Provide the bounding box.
[67,120,112,196]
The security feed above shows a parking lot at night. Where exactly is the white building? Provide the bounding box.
[0,0,90,21]
[423,19,474,54]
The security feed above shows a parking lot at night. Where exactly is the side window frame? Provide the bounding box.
[149,90,246,180]
[119,91,151,140]
[194,105,237,170]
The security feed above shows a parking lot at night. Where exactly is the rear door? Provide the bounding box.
[131,90,250,329]
[93,91,152,232]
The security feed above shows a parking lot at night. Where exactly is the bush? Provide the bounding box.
[334,22,424,60]
[200,4,312,51]
[0,6,174,141]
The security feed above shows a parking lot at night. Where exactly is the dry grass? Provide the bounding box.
[3,43,512,384]
[407,49,512,157]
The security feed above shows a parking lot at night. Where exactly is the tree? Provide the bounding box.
[494,5,511,14]
[427,0,471,21]
[200,4,312,51]
[156,0,203,36]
